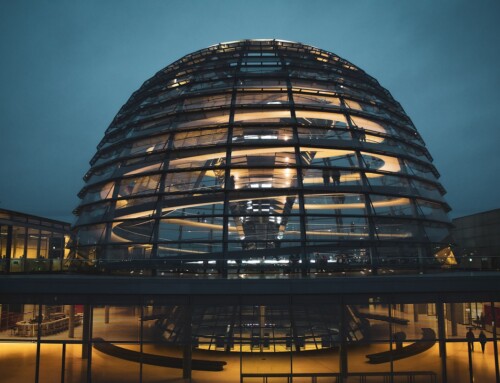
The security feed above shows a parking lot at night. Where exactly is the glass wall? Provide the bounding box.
[0,209,70,274]
[0,298,499,382]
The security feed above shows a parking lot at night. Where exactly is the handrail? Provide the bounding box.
[240,370,437,383]
[2,255,500,276]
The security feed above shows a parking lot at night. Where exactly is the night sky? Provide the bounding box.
[1,0,499,223]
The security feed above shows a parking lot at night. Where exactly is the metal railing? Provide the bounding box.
[1,255,499,277]
[241,371,437,383]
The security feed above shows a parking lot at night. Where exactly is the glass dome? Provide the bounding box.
[71,39,451,275]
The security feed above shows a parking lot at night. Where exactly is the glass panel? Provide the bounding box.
[163,170,222,193]
[182,93,232,110]
[1,304,39,340]
[240,65,282,74]
[114,195,157,217]
[232,126,294,143]
[12,226,27,259]
[75,224,107,246]
[0,342,37,382]
[164,203,224,218]
[236,91,289,105]
[411,179,444,201]
[377,245,421,267]
[390,303,439,342]
[303,169,362,188]
[303,193,367,216]
[173,128,227,148]
[95,134,169,166]
[130,115,175,135]
[87,163,119,185]
[39,343,63,383]
[226,212,294,243]
[39,304,84,340]
[91,341,141,383]
[348,342,393,375]
[75,202,111,226]
[297,126,352,142]
[168,147,226,170]
[370,195,414,217]
[118,175,160,197]
[176,109,230,129]
[304,149,358,168]
[92,306,140,342]
[423,223,450,242]
[239,78,288,89]
[121,157,162,177]
[230,167,298,189]
[444,302,484,339]
[360,152,401,173]
[392,343,441,380]
[0,304,24,339]
[63,344,88,383]
[307,216,369,241]
[189,78,234,92]
[291,79,338,93]
[404,159,438,182]
[365,172,410,189]
[158,216,223,242]
[295,110,347,126]
[416,200,449,222]
[156,243,222,260]
[350,115,387,135]
[352,302,391,342]
[233,108,291,123]
[82,182,116,204]
[293,92,341,107]
[373,217,420,241]
[446,340,496,383]
[231,148,295,168]
[109,220,155,245]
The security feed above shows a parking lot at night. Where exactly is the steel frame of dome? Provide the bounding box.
[72,39,452,275]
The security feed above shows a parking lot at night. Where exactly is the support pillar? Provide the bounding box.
[68,305,75,338]
[104,305,110,324]
[339,304,348,381]
[259,306,266,352]
[44,305,51,320]
[82,305,91,359]
[449,303,458,336]
[491,302,499,383]
[436,302,447,383]
[4,225,13,274]
[182,304,192,381]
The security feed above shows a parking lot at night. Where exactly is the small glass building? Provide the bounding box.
[0,208,70,274]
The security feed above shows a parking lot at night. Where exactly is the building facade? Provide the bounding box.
[0,208,70,275]
[1,41,498,383]
[452,208,500,269]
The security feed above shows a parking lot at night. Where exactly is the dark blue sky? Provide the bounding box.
[1,0,499,222]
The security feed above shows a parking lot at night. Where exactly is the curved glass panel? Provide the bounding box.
[72,39,452,273]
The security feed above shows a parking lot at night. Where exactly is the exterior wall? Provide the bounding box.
[452,208,500,269]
